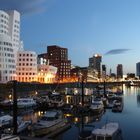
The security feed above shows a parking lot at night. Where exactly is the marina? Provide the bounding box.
[1,1,140,139]
[0,85,140,139]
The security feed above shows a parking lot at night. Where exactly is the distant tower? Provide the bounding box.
[110,68,112,76]
[89,54,102,78]
[102,64,106,79]
[136,62,140,78]
[117,64,123,78]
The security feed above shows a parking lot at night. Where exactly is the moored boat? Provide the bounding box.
[112,100,123,112]
[3,118,31,134]
[92,122,122,140]
[0,114,13,127]
[17,98,36,109]
[17,119,31,133]
[49,93,64,108]
[0,100,13,109]
[31,110,67,136]
[90,98,104,113]
[0,134,20,140]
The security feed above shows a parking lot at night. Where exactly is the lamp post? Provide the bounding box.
[81,78,84,107]
[103,80,107,98]
[13,80,17,135]
[122,81,124,93]
[79,72,84,107]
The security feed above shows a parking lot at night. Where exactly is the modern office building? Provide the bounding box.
[102,64,106,79]
[0,10,23,82]
[136,62,140,78]
[89,54,102,78]
[117,64,123,78]
[16,51,37,82]
[47,45,71,81]
[7,10,23,53]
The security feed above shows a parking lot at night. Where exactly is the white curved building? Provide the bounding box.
[0,10,17,82]
[0,10,9,35]
[17,51,37,82]
[0,10,23,83]
[0,34,16,82]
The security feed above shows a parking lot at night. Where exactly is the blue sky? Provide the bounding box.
[1,0,140,74]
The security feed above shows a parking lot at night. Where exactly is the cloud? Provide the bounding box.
[0,0,46,15]
[105,49,130,55]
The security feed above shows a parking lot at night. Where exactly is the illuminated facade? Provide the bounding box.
[16,51,37,82]
[37,64,57,83]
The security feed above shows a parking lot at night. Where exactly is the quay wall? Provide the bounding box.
[0,81,138,98]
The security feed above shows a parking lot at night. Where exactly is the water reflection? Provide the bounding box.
[137,93,140,107]
[2,86,140,140]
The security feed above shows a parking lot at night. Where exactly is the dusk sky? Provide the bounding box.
[1,0,140,74]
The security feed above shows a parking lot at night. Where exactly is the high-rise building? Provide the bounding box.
[7,10,23,53]
[117,64,123,78]
[47,45,71,81]
[136,62,140,77]
[0,10,23,82]
[102,64,106,79]
[89,54,102,78]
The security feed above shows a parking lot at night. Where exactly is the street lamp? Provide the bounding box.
[12,80,17,135]
[78,72,84,107]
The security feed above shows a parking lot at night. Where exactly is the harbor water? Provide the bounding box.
[55,86,140,140]
[1,86,140,140]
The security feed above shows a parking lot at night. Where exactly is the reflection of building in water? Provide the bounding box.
[66,88,93,95]
[65,95,92,105]
[137,94,140,107]
[65,88,93,105]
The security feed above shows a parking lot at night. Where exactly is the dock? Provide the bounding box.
[20,123,71,140]
[20,136,51,140]
[44,123,71,139]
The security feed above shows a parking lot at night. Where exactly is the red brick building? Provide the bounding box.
[47,45,71,81]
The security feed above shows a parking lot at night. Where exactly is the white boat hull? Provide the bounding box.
[32,119,66,136]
